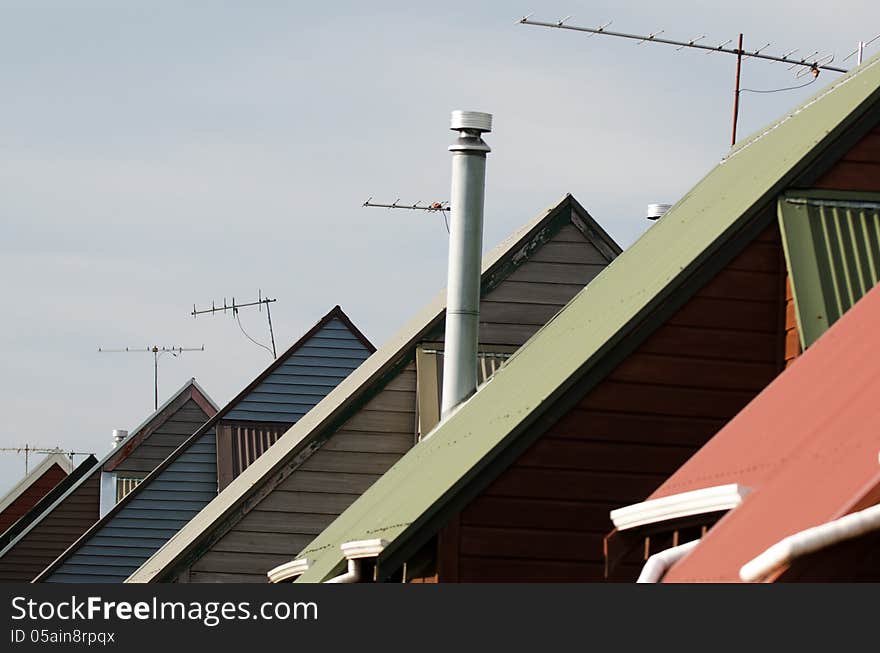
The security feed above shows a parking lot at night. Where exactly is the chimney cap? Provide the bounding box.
[450,110,492,133]
[646,203,672,220]
[112,429,128,448]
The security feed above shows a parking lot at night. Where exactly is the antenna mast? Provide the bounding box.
[518,16,848,146]
[98,345,205,410]
[192,290,277,359]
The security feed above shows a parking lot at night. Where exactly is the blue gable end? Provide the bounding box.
[225,318,372,423]
[41,307,372,583]
[46,430,216,583]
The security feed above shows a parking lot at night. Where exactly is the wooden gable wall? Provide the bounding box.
[433,222,791,582]
[0,463,68,535]
[173,213,615,582]
[0,470,100,582]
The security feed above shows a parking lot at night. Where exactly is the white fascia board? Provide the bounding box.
[610,484,751,531]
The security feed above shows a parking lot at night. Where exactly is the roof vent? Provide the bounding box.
[646,203,672,221]
[112,429,128,448]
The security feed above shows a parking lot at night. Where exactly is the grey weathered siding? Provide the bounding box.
[114,399,213,474]
[187,367,417,582]
[46,430,216,583]
[179,210,616,582]
[225,319,372,423]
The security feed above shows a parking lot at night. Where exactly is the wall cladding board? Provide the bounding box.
[0,471,100,583]
[178,214,618,582]
[440,224,790,582]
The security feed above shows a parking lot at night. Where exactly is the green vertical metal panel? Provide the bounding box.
[779,191,880,348]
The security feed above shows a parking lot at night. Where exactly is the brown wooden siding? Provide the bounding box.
[0,464,68,534]
[0,470,100,582]
[437,224,790,582]
[180,219,614,582]
[815,125,880,191]
[113,399,211,474]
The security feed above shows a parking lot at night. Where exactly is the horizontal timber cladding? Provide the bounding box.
[815,125,880,192]
[0,470,100,582]
[223,318,373,424]
[437,223,789,582]
[0,463,68,534]
[44,431,217,583]
[113,399,213,474]
[180,215,616,582]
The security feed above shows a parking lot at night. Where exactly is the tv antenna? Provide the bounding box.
[363,197,451,233]
[192,290,277,359]
[518,16,849,146]
[98,345,205,410]
[0,446,93,474]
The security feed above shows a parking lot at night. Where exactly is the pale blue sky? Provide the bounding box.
[2,1,878,493]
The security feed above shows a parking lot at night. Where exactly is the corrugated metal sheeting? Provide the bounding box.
[45,431,217,583]
[780,191,880,348]
[225,318,372,423]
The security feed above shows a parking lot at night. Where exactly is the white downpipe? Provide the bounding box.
[324,559,361,584]
[440,110,492,418]
[740,503,880,582]
[99,471,117,518]
[636,539,701,583]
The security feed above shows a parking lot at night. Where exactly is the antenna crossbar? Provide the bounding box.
[363,198,450,233]
[98,344,205,410]
[518,17,847,72]
[0,446,95,474]
[192,290,278,359]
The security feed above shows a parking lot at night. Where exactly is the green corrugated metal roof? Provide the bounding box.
[295,53,880,583]
[779,190,880,348]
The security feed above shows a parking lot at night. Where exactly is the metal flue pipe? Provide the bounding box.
[441,110,492,418]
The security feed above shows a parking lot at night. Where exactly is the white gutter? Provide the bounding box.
[324,539,387,584]
[636,539,701,583]
[739,503,880,582]
[611,484,750,531]
[266,558,310,584]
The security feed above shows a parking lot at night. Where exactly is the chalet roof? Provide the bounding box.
[127,193,621,582]
[0,452,73,527]
[0,378,213,563]
[659,283,880,582]
[291,52,880,583]
[35,305,372,583]
[0,455,97,552]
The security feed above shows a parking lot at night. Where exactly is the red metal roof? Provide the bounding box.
[659,283,880,582]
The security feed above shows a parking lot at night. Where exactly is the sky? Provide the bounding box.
[1,1,879,495]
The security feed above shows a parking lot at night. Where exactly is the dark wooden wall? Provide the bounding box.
[0,463,68,534]
[177,217,615,582]
[436,224,791,582]
[0,470,100,582]
[815,125,880,191]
